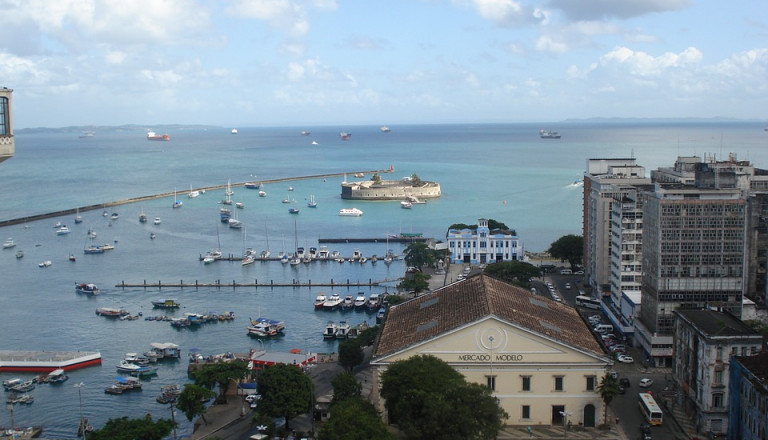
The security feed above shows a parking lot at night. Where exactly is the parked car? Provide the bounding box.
[619,377,630,388]
[574,270,584,275]
[639,378,654,388]
[564,283,572,289]
[617,354,634,363]
[618,385,626,394]
[610,345,626,352]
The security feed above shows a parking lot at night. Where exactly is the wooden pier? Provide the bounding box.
[115,278,402,289]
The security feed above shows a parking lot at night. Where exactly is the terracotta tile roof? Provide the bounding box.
[374,274,604,358]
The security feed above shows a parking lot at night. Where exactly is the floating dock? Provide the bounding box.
[0,350,102,373]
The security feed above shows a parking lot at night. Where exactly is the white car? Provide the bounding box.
[617,354,634,363]
[639,378,653,388]
[245,394,261,403]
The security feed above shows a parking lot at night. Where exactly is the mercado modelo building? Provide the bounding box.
[372,274,613,427]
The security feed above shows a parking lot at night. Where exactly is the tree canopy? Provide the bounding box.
[257,364,314,431]
[482,260,541,288]
[318,397,393,440]
[548,234,583,268]
[176,384,216,424]
[189,359,251,403]
[330,371,362,404]
[338,338,365,372]
[403,242,438,271]
[448,219,512,233]
[380,355,507,439]
[398,271,431,293]
[85,416,174,440]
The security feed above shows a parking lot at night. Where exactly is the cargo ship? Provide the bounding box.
[339,131,351,140]
[147,131,170,141]
[0,350,102,372]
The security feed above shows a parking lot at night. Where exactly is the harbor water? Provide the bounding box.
[0,122,766,438]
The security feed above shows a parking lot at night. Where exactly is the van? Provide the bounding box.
[594,324,613,333]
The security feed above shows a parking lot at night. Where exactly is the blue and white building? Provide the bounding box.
[446,218,523,264]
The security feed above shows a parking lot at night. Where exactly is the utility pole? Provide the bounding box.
[169,401,178,440]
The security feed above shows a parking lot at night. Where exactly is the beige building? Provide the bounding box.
[372,274,612,428]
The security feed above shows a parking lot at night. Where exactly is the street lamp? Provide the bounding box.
[559,410,570,440]
[74,382,86,440]
[488,335,495,390]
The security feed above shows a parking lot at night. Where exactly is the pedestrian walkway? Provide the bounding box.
[497,425,626,440]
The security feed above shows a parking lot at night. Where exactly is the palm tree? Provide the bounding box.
[596,373,621,427]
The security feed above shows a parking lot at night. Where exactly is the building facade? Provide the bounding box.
[583,159,651,296]
[446,218,524,264]
[673,310,762,437]
[727,351,768,440]
[372,275,612,428]
[0,87,14,164]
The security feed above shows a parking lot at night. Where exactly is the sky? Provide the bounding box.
[1,0,766,129]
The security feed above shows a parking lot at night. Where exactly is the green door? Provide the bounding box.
[583,404,596,427]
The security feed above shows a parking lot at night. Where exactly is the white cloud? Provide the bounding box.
[226,0,310,38]
[549,0,690,21]
[467,0,548,27]
[600,46,702,77]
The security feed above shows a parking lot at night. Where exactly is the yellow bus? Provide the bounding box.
[638,392,663,425]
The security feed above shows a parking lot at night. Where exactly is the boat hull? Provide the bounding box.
[0,351,102,373]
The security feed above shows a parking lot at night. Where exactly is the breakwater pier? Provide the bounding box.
[0,168,391,227]
[115,278,402,289]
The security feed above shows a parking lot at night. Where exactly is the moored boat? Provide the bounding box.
[96,307,129,318]
[339,131,351,140]
[323,321,337,339]
[338,208,363,216]
[323,293,343,310]
[247,318,285,337]
[152,299,181,309]
[335,320,351,338]
[313,294,327,309]
[353,293,367,309]
[3,237,16,249]
[539,128,561,139]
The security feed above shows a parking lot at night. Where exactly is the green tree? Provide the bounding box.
[338,338,365,372]
[398,271,431,293]
[482,261,541,288]
[190,360,251,404]
[548,234,583,269]
[381,355,507,439]
[410,173,423,186]
[403,242,437,271]
[597,373,621,427]
[176,384,216,424]
[85,416,174,440]
[257,364,314,431]
[355,325,379,347]
[448,219,511,232]
[318,397,393,440]
[371,173,381,184]
[330,371,362,404]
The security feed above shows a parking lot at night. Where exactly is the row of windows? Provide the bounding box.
[485,374,597,392]
[449,240,518,249]
[0,97,8,136]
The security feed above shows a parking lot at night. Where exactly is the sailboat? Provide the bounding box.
[74,208,83,224]
[139,207,148,223]
[290,219,301,265]
[188,184,200,198]
[241,227,255,266]
[307,195,317,208]
[384,234,394,264]
[228,206,242,229]
[203,224,222,264]
[172,188,183,208]
[221,180,233,205]
[260,221,271,259]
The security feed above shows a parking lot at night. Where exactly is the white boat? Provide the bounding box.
[323,321,338,339]
[236,202,244,209]
[280,254,289,264]
[188,185,200,198]
[313,294,327,309]
[380,126,391,133]
[231,128,238,134]
[75,283,100,295]
[400,201,413,209]
[307,195,317,208]
[38,260,52,268]
[341,295,354,310]
[317,246,330,259]
[258,190,267,197]
[153,217,161,225]
[247,318,285,337]
[75,208,83,224]
[339,208,364,216]
[228,208,242,229]
[353,294,367,309]
[116,360,157,376]
[56,225,71,235]
[323,293,343,310]
[3,238,15,249]
[366,293,381,310]
[335,321,351,338]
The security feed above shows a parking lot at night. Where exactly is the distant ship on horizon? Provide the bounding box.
[539,129,561,139]
[147,131,170,141]
[340,131,351,140]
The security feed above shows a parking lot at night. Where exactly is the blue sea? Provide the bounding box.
[0,121,766,438]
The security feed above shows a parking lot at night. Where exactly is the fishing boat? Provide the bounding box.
[153,217,161,225]
[338,208,363,216]
[152,299,181,309]
[313,294,327,309]
[75,283,100,295]
[247,318,286,337]
[139,208,148,223]
[75,208,83,224]
[323,293,343,310]
[288,206,300,215]
[8,379,35,393]
[56,225,71,235]
[147,131,170,141]
[400,201,413,209]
